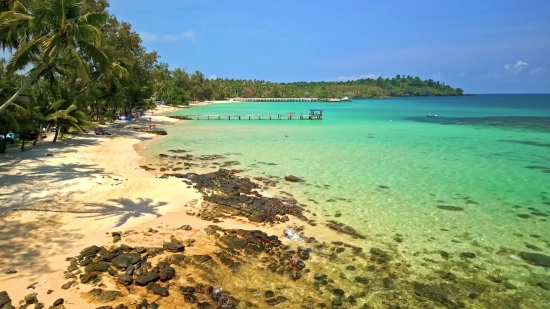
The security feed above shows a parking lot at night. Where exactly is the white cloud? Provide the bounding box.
[209,74,217,79]
[432,72,442,80]
[477,71,501,80]
[140,30,195,41]
[530,67,545,75]
[504,60,528,72]
[334,73,377,81]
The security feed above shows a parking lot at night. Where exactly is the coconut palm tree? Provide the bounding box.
[0,0,110,112]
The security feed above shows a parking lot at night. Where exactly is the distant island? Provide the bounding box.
[152,66,464,105]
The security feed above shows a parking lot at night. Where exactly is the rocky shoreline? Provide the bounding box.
[3,146,550,308]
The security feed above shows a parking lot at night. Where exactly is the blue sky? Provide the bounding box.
[2,0,549,93]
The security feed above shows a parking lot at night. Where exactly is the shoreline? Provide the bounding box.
[0,116,321,308]
[1,115,549,308]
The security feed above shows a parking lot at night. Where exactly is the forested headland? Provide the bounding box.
[154,71,464,104]
[0,0,463,153]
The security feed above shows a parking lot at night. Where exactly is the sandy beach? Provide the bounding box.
[0,117,311,308]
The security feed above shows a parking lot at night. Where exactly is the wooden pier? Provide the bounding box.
[232,97,319,102]
[188,109,324,120]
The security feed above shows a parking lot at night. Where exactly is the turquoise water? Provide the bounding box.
[143,95,550,305]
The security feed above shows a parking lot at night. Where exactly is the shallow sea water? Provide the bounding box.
[142,95,550,308]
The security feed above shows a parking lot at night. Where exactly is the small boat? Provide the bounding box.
[426,114,437,117]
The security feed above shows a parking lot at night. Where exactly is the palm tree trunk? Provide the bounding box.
[52,125,60,142]
[0,63,48,112]
[21,138,26,151]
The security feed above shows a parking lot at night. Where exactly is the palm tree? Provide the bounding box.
[44,86,88,142]
[0,0,110,112]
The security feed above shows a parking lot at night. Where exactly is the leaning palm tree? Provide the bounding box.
[0,0,110,112]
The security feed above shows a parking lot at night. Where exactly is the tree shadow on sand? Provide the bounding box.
[0,162,104,212]
[0,212,85,281]
[5,198,166,228]
[80,198,166,227]
[0,197,168,282]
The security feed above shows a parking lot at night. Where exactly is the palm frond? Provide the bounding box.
[6,35,46,72]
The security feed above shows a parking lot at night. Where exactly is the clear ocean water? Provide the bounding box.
[142,94,550,306]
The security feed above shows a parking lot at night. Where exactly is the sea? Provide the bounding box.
[142,94,550,308]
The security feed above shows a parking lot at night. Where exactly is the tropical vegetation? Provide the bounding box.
[0,0,464,153]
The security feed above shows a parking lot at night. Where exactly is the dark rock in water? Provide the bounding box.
[346,265,356,271]
[61,281,74,289]
[355,277,369,285]
[539,282,550,290]
[332,297,343,307]
[163,239,185,252]
[179,286,195,294]
[34,302,44,309]
[85,262,110,272]
[264,290,275,298]
[314,273,327,280]
[442,272,456,281]
[413,282,456,308]
[78,245,102,260]
[370,248,392,264]
[332,289,345,297]
[96,289,122,303]
[383,277,395,289]
[519,252,550,268]
[135,272,160,286]
[147,283,169,297]
[111,255,132,269]
[117,274,133,286]
[284,175,301,182]
[101,248,123,262]
[0,291,14,309]
[53,298,64,306]
[159,265,176,282]
[4,269,16,274]
[437,205,464,211]
[197,302,213,309]
[460,252,477,259]
[531,211,548,217]
[266,296,287,306]
[517,214,531,219]
[525,243,543,251]
[135,299,159,309]
[184,293,198,303]
[96,306,114,309]
[219,235,247,249]
[125,265,135,276]
[180,225,192,230]
[440,251,450,259]
[135,247,147,254]
[80,273,98,284]
[192,255,213,263]
[47,290,53,295]
[326,220,366,239]
[24,293,37,304]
